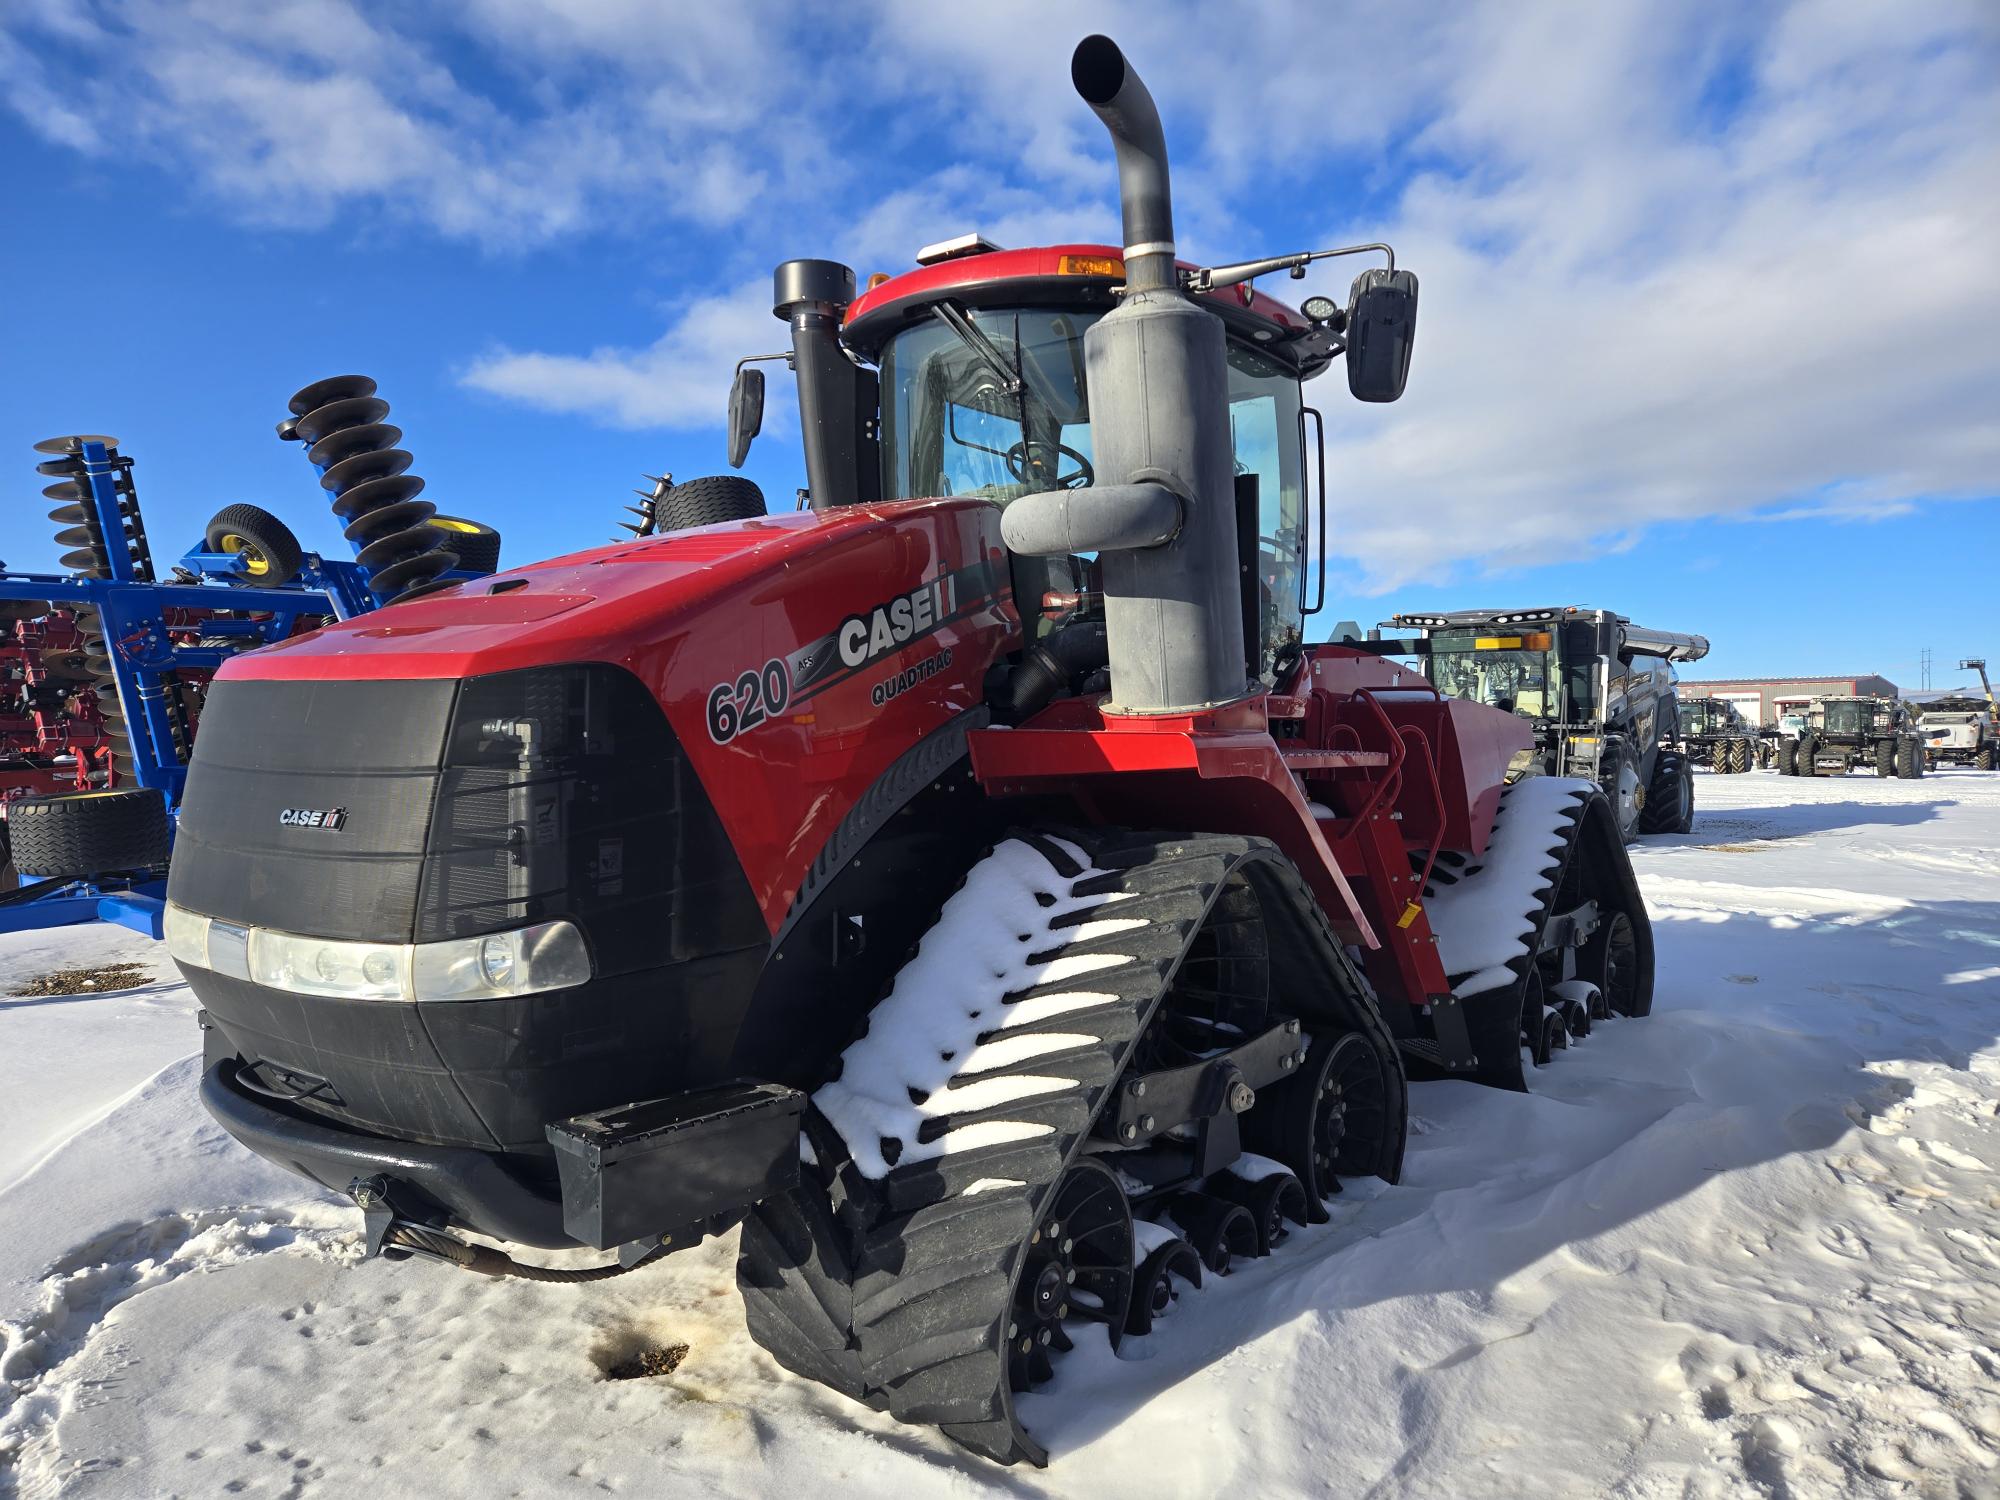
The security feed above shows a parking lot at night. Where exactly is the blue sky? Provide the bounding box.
[2,1,1995,687]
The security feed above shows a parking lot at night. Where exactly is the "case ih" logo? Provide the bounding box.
[278,807,347,830]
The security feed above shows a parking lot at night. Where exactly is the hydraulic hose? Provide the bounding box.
[380,1221,666,1283]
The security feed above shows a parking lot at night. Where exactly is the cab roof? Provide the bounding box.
[842,242,1337,377]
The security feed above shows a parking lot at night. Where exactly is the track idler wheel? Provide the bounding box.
[1205,1165,1310,1255]
[1580,909,1643,1018]
[1164,1194,1259,1274]
[1524,969,1565,1065]
[1125,1234,1202,1336]
[1243,1030,1393,1220]
[1007,1157,1133,1391]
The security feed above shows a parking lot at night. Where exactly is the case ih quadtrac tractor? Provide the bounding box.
[164,39,1655,1466]
[1370,608,1705,839]
[1780,694,1928,778]
[1678,695,1760,774]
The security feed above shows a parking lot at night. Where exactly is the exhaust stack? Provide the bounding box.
[1001,36,1247,713]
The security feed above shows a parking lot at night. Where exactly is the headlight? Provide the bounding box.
[164,903,591,1002]
[410,921,592,1001]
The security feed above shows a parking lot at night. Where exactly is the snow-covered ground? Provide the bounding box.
[3,770,1998,1499]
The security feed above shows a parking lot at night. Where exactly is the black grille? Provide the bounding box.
[169,679,456,941]
[172,665,765,971]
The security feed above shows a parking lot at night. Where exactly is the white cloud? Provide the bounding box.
[460,278,780,430]
[4,0,1995,589]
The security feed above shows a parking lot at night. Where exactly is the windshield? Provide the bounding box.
[1682,700,1717,734]
[877,305,1307,675]
[1822,700,1872,734]
[1426,630,1560,718]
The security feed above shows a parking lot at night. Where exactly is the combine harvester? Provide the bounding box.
[1370,607,1707,839]
[165,38,1657,1465]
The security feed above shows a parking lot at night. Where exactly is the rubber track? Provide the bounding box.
[735,827,1405,1466]
[1424,783,1654,1087]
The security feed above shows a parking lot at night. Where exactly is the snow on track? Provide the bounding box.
[813,834,1142,1179]
[1424,775,1592,996]
[1,770,1997,1497]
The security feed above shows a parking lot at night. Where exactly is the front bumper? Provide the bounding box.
[201,1056,571,1247]
[202,1050,807,1254]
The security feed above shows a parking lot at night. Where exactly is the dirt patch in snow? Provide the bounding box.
[593,1327,691,1380]
[10,962,154,997]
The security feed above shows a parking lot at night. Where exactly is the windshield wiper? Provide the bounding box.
[930,303,1022,395]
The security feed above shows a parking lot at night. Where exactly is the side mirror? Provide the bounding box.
[727,365,766,468]
[1345,268,1419,403]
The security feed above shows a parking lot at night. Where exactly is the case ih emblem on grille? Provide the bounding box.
[278,807,347,830]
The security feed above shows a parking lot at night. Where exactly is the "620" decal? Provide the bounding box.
[707,658,792,745]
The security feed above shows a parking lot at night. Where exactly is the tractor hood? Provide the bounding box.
[224,504,912,684]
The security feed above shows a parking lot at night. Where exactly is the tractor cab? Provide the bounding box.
[731,241,1368,683]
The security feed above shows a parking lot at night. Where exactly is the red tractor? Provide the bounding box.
[167,38,1652,1465]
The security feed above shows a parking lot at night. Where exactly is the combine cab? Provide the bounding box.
[1678,695,1760,773]
[1365,607,1706,839]
[167,38,1659,1465]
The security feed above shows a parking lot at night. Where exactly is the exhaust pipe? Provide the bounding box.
[1001,37,1247,714]
[1070,35,1176,295]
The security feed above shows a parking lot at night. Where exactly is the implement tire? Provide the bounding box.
[655,475,766,533]
[1977,744,1996,772]
[427,515,502,574]
[8,788,169,879]
[205,504,304,589]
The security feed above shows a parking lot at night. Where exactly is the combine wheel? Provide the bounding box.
[1794,733,1818,777]
[1125,1232,1202,1336]
[205,505,303,588]
[1638,750,1692,836]
[739,828,1406,1465]
[1977,744,1995,772]
[1895,736,1923,779]
[1875,740,1895,777]
[1775,739,1795,776]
